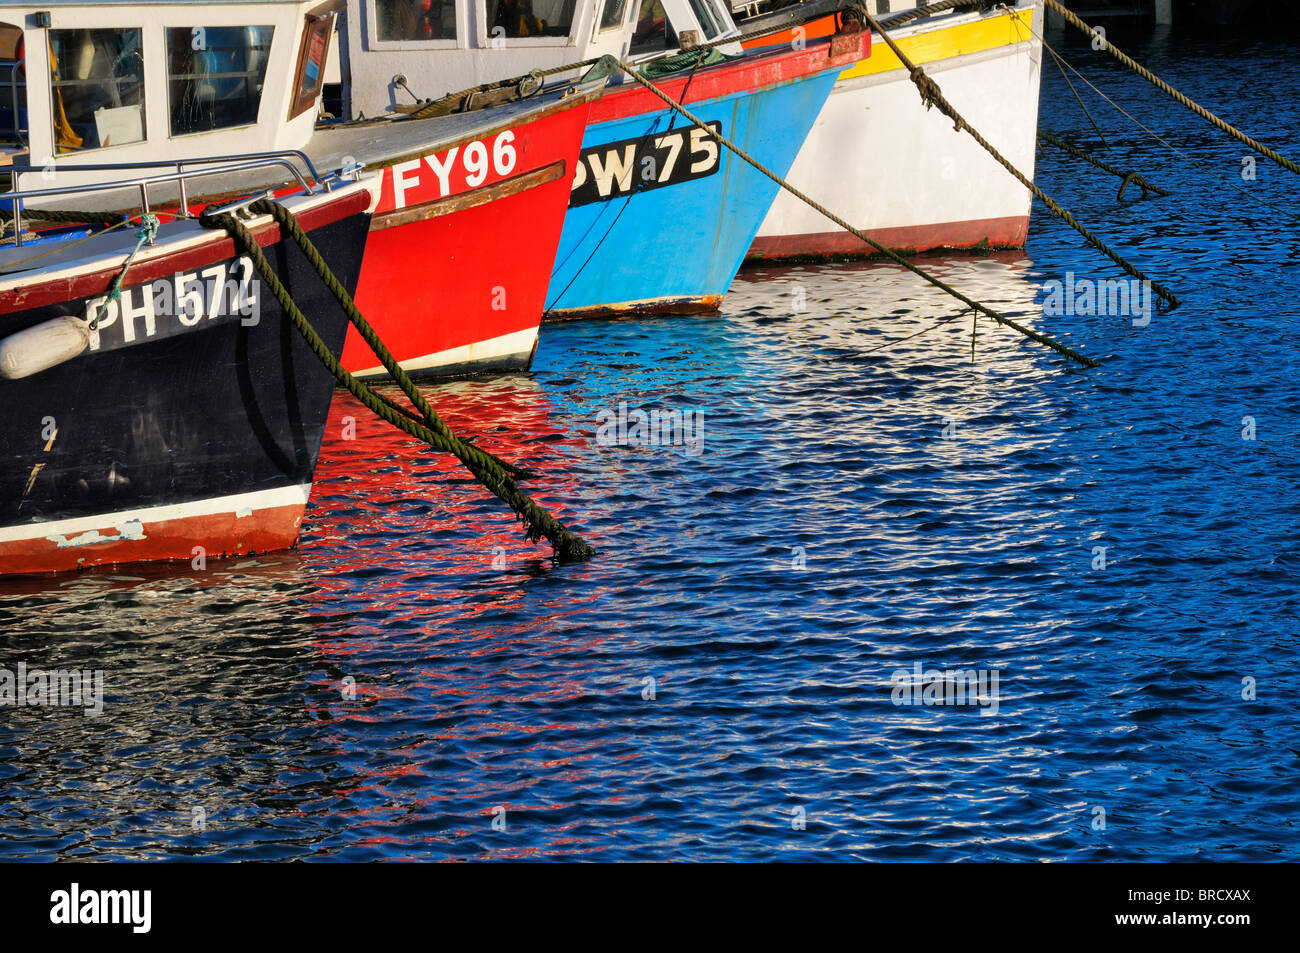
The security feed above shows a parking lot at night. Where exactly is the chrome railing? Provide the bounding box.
[1,151,346,248]
[2,60,24,146]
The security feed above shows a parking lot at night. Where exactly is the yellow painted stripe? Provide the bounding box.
[839,7,1036,81]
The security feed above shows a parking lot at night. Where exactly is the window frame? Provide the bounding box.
[366,0,464,50]
[627,0,674,56]
[595,0,633,35]
[288,8,337,120]
[165,25,276,141]
[0,23,28,147]
[47,25,148,155]
[474,0,581,49]
[683,0,727,41]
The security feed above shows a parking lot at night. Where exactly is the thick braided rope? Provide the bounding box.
[1037,130,1170,199]
[244,199,530,479]
[17,208,126,224]
[612,61,1100,368]
[864,10,1180,311]
[361,386,538,480]
[201,201,595,562]
[877,0,995,28]
[1044,0,1300,176]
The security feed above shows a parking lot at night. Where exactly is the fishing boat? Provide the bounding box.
[336,0,871,320]
[0,162,381,575]
[1,1,604,379]
[309,88,603,375]
[737,0,1044,260]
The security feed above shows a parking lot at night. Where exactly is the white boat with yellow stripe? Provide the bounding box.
[739,0,1043,259]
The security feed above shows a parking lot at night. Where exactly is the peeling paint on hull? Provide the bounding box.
[3,495,306,575]
[0,196,372,577]
[543,295,723,323]
[746,215,1032,262]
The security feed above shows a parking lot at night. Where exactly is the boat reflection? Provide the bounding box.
[306,374,597,576]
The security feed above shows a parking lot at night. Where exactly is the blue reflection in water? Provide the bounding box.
[1,28,1297,861]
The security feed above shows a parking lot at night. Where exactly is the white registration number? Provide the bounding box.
[85,256,260,352]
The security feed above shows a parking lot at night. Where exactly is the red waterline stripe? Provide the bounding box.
[0,500,309,576]
[746,214,1031,260]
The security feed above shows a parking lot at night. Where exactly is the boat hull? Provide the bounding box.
[0,191,372,575]
[544,36,868,320]
[745,2,1043,261]
[336,95,595,379]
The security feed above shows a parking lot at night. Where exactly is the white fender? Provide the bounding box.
[0,316,91,380]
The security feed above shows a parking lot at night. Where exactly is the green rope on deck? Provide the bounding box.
[19,208,127,224]
[200,197,595,563]
[89,214,159,331]
[3,207,126,246]
[1043,0,1300,177]
[403,2,872,115]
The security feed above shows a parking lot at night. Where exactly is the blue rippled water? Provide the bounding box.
[1,27,1297,861]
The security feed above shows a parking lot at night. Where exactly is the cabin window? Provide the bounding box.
[48,28,146,153]
[629,0,673,54]
[167,27,273,136]
[0,24,26,147]
[375,0,458,41]
[288,12,334,119]
[485,0,577,39]
[685,0,726,40]
[598,0,629,32]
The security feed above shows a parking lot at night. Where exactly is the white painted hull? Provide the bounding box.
[748,2,1044,260]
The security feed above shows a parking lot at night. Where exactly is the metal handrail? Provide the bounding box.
[2,149,323,187]
[3,154,323,248]
[2,59,25,146]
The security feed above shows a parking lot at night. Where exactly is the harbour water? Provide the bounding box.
[1,28,1296,861]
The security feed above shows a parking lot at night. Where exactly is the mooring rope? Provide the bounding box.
[243,200,532,479]
[1049,46,1110,149]
[362,387,538,480]
[18,208,126,224]
[1025,20,1300,224]
[611,61,1099,368]
[2,206,125,249]
[544,55,709,316]
[860,308,970,354]
[1036,130,1169,200]
[1042,0,1300,176]
[2,214,157,321]
[862,9,1179,311]
[876,0,995,28]
[88,214,159,331]
[200,197,595,562]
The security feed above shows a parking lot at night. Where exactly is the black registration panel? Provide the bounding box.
[569,121,723,208]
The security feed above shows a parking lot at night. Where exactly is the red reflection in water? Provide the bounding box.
[295,374,611,657]
[305,375,597,575]
[285,379,627,848]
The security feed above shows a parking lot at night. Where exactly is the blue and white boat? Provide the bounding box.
[337,0,871,319]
